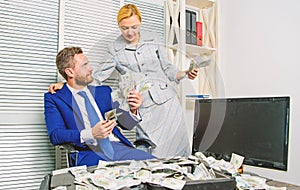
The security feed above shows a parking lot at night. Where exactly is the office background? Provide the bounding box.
[217,0,300,185]
[0,0,299,189]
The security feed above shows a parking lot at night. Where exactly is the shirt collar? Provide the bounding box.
[66,84,89,96]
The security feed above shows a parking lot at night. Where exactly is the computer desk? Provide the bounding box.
[267,180,300,190]
[47,170,300,190]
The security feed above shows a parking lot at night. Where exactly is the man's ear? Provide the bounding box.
[64,68,74,78]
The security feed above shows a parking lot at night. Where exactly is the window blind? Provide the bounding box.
[0,0,59,189]
[61,0,120,69]
[0,1,165,189]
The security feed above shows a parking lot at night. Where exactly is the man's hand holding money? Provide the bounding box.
[92,120,116,139]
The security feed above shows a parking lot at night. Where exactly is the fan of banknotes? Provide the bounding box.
[105,109,122,121]
[188,54,212,72]
[119,72,152,98]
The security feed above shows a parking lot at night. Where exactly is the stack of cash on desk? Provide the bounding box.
[51,153,236,190]
[48,152,299,190]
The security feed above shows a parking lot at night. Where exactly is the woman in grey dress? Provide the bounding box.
[94,4,199,158]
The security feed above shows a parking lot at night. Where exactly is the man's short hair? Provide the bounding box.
[56,47,83,80]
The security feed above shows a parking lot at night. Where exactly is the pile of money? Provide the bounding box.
[64,156,218,189]
[51,152,287,190]
[196,152,244,175]
[235,175,287,190]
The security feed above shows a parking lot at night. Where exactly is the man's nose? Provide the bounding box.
[88,65,93,72]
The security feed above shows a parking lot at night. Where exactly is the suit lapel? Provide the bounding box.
[57,84,84,127]
[88,85,110,119]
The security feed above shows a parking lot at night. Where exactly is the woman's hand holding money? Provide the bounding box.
[127,90,142,115]
[186,68,199,80]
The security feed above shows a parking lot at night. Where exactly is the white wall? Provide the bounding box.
[218,0,300,185]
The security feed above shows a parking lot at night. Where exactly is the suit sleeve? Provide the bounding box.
[112,101,140,130]
[44,93,81,146]
[93,45,117,84]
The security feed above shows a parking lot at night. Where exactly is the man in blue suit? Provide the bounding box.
[44,47,155,166]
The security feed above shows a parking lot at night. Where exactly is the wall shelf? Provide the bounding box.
[170,44,216,56]
[185,44,216,55]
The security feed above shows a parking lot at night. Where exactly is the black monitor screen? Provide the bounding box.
[193,96,290,171]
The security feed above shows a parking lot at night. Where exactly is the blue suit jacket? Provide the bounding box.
[44,84,135,150]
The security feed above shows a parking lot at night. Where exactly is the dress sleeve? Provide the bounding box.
[93,45,117,85]
[154,33,180,83]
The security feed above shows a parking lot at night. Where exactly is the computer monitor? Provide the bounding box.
[193,96,290,171]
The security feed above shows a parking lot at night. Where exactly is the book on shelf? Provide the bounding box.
[196,21,203,46]
[185,10,191,44]
[191,11,197,45]
[186,10,197,45]
[170,9,202,46]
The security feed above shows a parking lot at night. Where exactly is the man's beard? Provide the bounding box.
[75,76,93,86]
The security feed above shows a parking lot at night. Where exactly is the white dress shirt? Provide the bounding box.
[66,84,119,146]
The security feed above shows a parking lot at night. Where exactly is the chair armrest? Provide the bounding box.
[134,138,157,149]
[58,143,79,154]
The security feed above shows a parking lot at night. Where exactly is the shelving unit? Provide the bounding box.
[165,0,218,143]
[165,0,218,95]
[185,0,216,57]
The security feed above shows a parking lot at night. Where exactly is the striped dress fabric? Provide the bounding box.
[94,30,191,158]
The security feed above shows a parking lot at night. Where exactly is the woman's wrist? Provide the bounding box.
[176,70,188,81]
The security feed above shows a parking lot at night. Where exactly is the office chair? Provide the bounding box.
[133,138,156,154]
[57,143,79,167]
[39,144,78,190]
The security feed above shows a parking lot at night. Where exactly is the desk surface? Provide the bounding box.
[51,173,74,190]
[50,172,300,190]
[267,180,300,190]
